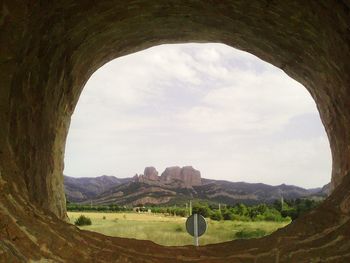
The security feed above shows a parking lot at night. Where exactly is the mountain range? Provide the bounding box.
[64,166,329,206]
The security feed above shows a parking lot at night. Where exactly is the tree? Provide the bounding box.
[192,204,211,218]
[222,209,234,220]
[210,210,223,221]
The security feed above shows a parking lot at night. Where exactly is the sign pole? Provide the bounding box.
[194,213,199,246]
[186,213,207,247]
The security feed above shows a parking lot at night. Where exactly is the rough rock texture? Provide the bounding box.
[161,166,202,187]
[143,167,159,180]
[133,167,160,183]
[1,0,350,262]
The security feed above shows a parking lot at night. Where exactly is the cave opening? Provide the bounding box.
[1,1,350,262]
[64,43,331,246]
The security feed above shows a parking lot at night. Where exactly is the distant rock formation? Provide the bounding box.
[133,166,160,183]
[65,174,329,206]
[144,167,159,180]
[132,165,202,187]
[160,166,202,187]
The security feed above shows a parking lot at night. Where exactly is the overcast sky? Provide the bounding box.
[64,43,331,188]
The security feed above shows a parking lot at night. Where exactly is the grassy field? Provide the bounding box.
[68,212,289,246]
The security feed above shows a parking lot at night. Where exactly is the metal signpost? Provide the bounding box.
[186,213,207,246]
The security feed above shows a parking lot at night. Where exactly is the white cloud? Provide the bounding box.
[64,43,331,188]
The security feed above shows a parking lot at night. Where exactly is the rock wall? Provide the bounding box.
[134,166,201,187]
[133,167,160,183]
[1,0,350,262]
[143,167,159,180]
[161,166,202,187]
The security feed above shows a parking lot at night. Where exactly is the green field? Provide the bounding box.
[68,212,289,246]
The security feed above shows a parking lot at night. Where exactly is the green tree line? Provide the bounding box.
[67,198,322,222]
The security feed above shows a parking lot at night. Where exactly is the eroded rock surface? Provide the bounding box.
[143,167,159,180]
[1,0,350,262]
[161,166,202,187]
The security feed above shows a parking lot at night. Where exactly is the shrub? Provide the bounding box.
[235,228,266,239]
[255,208,285,222]
[222,209,234,220]
[281,207,298,220]
[192,204,211,218]
[210,210,223,221]
[175,225,183,232]
[102,216,106,220]
[74,215,92,226]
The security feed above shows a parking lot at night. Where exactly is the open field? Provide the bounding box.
[68,212,289,246]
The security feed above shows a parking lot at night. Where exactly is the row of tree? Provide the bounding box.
[67,203,132,212]
[149,203,289,222]
[67,198,322,222]
[149,199,322,222]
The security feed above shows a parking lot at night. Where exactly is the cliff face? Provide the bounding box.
[133,167,160,183]
[161,166,202,187]
[144,167,159,180]
[133,166,202,187]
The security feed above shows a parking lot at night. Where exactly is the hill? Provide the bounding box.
[64,166,327,206]
[64,175,131,202]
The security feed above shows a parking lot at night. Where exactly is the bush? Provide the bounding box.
[235,228,266,239]
[192,204,211,218]
[222,209,234,220]
[254,208,286,222]
[210,210,223,221]
[74,215,92,226]
[174,225,183,232]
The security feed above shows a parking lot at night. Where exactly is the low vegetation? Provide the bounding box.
[234,228,267,239]
[148,199,321,222]
[67,203,132,212]
[74,214,92,226]
[68,212,288,246]
[67,199,321,245]
[67,198,322,222]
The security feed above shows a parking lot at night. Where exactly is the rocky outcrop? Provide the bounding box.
[161,166,202,187]
[1,1,350,262]
[133,166,160,184]
[144,167,159,180]
[133,166,201,187]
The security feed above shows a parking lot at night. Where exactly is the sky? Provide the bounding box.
[64,43,331,188]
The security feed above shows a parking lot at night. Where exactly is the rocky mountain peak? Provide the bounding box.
[160,166,201,187]
[144,167,159,180]
[132,165,202,187]
[133,167,160,183]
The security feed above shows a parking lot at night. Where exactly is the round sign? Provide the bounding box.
[186,214,207,237]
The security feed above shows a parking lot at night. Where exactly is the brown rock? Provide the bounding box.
[161,166,201,187]
[160,166,182,183]
[143,167,159,180]
[133,167,159,183]
[181,166,202,186]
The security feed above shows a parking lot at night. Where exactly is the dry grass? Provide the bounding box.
[68,211,289,246]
